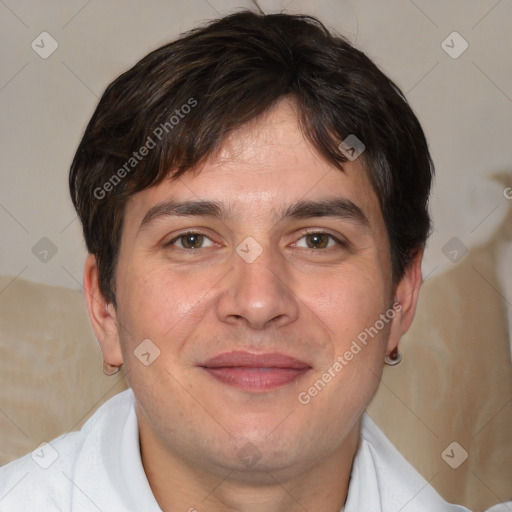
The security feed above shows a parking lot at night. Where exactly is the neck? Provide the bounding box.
[138,413,361,512]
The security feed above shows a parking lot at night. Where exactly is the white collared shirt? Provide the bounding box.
[0,389,509,511]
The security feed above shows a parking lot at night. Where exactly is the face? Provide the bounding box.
[86,98,421,482]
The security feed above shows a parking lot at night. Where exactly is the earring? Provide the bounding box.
[103,361,121,376]
[384,348,402,366]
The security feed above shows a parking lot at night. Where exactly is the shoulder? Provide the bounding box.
[356,413,512,512]
[0,389,135,510]
[353,413,469,511]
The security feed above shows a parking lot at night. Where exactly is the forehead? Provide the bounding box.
[124,98,382,229]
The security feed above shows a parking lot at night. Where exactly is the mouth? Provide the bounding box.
[199,351,312,392]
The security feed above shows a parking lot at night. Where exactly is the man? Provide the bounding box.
[0,10,510,511]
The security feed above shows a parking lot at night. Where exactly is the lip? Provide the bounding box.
[200,351,312,392]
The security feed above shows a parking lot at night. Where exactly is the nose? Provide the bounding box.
[216,242,300,330]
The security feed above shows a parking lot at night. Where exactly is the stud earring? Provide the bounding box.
[384,348,402,366]
[103,361,121,376]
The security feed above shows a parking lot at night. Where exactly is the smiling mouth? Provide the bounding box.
[199,351,312,392]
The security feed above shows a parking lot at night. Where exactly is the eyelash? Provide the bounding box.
[165,230,347,251]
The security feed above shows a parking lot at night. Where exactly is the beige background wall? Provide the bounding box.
[1,0,511,290]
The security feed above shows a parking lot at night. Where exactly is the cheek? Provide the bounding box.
[116,262,209,342]
[297,262,392,410]
[303,264,390,343]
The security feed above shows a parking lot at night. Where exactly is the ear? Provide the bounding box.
[83,253,123,370]
[386,247,424,355]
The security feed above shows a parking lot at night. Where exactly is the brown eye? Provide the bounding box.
[181,233,204,249]
[292,232,346,251]
[305,233,332,249]
[168,232,214,249]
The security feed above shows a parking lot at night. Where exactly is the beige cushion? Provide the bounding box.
[0,275,127,465]
[368,202,512,510]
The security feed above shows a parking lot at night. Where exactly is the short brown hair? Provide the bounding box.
[69,10,434,306]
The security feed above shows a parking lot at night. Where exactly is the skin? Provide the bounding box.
[84,97,423,512]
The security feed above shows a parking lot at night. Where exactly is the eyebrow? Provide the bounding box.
[138,197,370,232]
